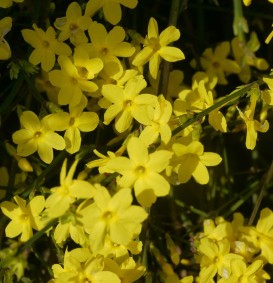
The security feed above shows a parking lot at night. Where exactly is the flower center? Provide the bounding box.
[77,66,88,78]
[101,47,109,56]
[102,211,113,222]
[135,165,146,175]
[42,40,50,47]
[69,117,75,126]
[124,100,132,108]
[69,23,78,31]
[146,37,160,51]
[212,61,220,68]
[34,131,42,138]
[19,213,29,222]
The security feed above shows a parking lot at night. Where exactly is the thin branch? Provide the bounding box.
[248,160,273,225]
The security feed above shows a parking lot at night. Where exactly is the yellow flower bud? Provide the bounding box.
[18,158,33,172]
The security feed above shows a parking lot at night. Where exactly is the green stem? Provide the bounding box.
[0,73,24,115]
[172,82,255,136]
[21,150,68,199]
[16,218,58,256]
[233,0,248,42]
[248,160,273,225]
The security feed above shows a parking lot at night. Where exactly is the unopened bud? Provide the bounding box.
[18,158,33,172]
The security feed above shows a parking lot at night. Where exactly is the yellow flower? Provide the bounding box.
[218,259,264,283]
[45,158,96,219]
[243,0,252,6]
[90,234,142,260]
[102,76,157,133]
[132,17,185,79]
[73,48,103,80]
[199,80,227,132]
[180,276,193,283]
[97,66,139,107]
[191,41,240,85]
[172,140,222,185]
[262,77,273,105]
[173,81,206,117]
[104,257,146,283]
[1,195,45,242]
[252,208,273,263]
[12,111,65,164]
[174,79,227,132]
[231,34,269,83]
[77,21,135,78]
[0,17,12,60]
[53,208,88,246]
[0,0,23,8]
[48,54,98,106]
[85,0,138,25]
[237,92,269,150]
[86,147,125,174]
[107,137,173,207]
[78,186,147,251]
[51,249,121,283]
[139,95,173,145]
[54,2,92,46]
[46,97,99,154]
[198,238,242,282]
[21,24,72,72]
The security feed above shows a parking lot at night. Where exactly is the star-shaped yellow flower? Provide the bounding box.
[51,249,121,283]
[22,24,72,72]
[45,158,96,219]
[46,97,99,154]
[132,17,185,79]
[77,21,135,78]
[1,195,45,242]
[191,41,240,85]
[102,76,157,133]
[107,137,173,206]
[237,92,269,150]
[48,54,99,106]
[12,111,65,164]
[171,140,222,185]
[78,186,147,251]
[54,2,92,46]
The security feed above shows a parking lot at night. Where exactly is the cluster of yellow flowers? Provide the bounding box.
[195,208,273,282]
[1,0,273,282]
